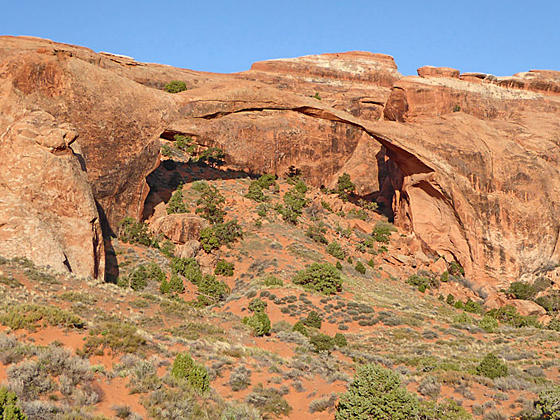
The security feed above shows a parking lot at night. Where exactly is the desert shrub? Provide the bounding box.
[0,387,27,420]
[476,353,508,379]
[248,298,267,313]
[195,183,225,224]
[309,394,337,413]
[479,315,499,333]
[355,261,366,274]
[333,333,347,347]
[228,366,252,391]
[293,263,342,295]
[371,221,396,243]
[276,182,308,224]
[159,240,175,258]
[420,399,472,419]
[221,403,261,420]
[170,257,201,282]
[128,265,149,291]
[534,291,560,313]
[262,275,283,287]
[302,311,322,328]
[292,321,309,336]
[418,376,441,399]
[197,275,230,303]
[196,147,225,167]
[171,352,210,393]
[336,261,343,270]
[168,274,185,293]
[446,294,455,305]
[448,261,465,276]
[161,143,173,157]
[167,184,188,214]
[118,217,156,246]
[547,317,560,331]
[486,305,541,328]
[306,223,328,244]
[243,312,271,336]
[0,304,84,331]
[406,273,438,293]
[310,333,334,353]
[246,384,291,417]
[199,220,243,252]
[214,260,234,276]
[335,173,355,201]
[529,386,560,420]
[245,181,266,202]
[164,80,187,93]
[327,241,345,260]
[463,298,484,314]
[83,322,146,355]
[336,363,421,419]
[507,281,537,300]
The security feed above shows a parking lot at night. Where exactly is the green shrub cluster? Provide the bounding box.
[195,183,226,224]
[293,263,343,295]
[485,305,541,328]
[173,134,196,153]
[306,223,328,244]
[292,320,308,336]
[0,387,27,420]
[214,260,234,276]
[302,311,322,328]
[476,353,508,379]
[164,80,187,93]
[248,298,267,313]
[171,352,210,393]
[118,217,156,247]
[355,261,366,274]
[327,241,345,260]
[245,174,277,202]
[196,147,225,167]
[335,173,355,201]
[167,184,188,214]
[0,304,84,331]
[530,386,560,419]
[371,221,396,243]
[243,311,271,336]
[276,180,308,224]
[246,384,291,417]
[83,321,146,355]
[448,261,465,276]
[333,332,347,347]
[199,220,243,252]
[406,272,439,293]
[160,274,185,294]
[196,274,230,305]
[310,333,334,352]
[261,275,283,287]
[507,281,537,300]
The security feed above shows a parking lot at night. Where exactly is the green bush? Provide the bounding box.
[535,292,560,313]
[161,144,173,157]
[0,387,27,420]
[171,353,210,393]
[195,183,225,224]
[129,265,149,291]
[333,332,347,347]
[196,147,225,167]
[486,305,541,328]
[276,182,308,224]
[479,315,499,333]
[84,321,146,355]
[197,274,230,303]
[170,257,202,283]
[336,261,343,270]
[476,353,508,379]
[159,240,175,258]
[448,261,464,276]
[446,294,455,305]
[243,311,271,336]
[306,224,328,244]
[168,274,185,293]
[507,281,537,300]
[246,384,292,417]
[248,298,267,313]
[335,173,355,201]
[173,134,195,152]
[327,241,345,260]
[262,275,283,287]
[118,217,156,247]
[371,221,396,243]
[164,80,187,93]
[547,318,560,331]
[199,220,243,252]
[303,310,322,328]
[531,386,560,419]
[355,261,366,274]
[292,320,308,336]
[167,184,188,214]
[245,181,266,202]
[310,333,334,352]
[293,263,343,295]
[336,363,421,419]
[0,304,84,331]
[215,260,234,276]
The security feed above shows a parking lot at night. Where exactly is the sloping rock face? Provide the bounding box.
[1,35,560,290]
[0,111,103,279]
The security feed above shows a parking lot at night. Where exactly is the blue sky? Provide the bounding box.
[2,0,558,76]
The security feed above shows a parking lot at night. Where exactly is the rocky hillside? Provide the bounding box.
[0,36,560,419]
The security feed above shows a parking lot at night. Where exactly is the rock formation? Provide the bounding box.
[1,35,559,290]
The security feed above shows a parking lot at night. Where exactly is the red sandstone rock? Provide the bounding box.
[150,214,209,244]
[417,66,459,78]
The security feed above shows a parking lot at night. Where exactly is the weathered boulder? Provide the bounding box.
[150,214,209,244]
[0,111,103,279]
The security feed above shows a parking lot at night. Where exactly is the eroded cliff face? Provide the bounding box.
[1,35,559,288]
